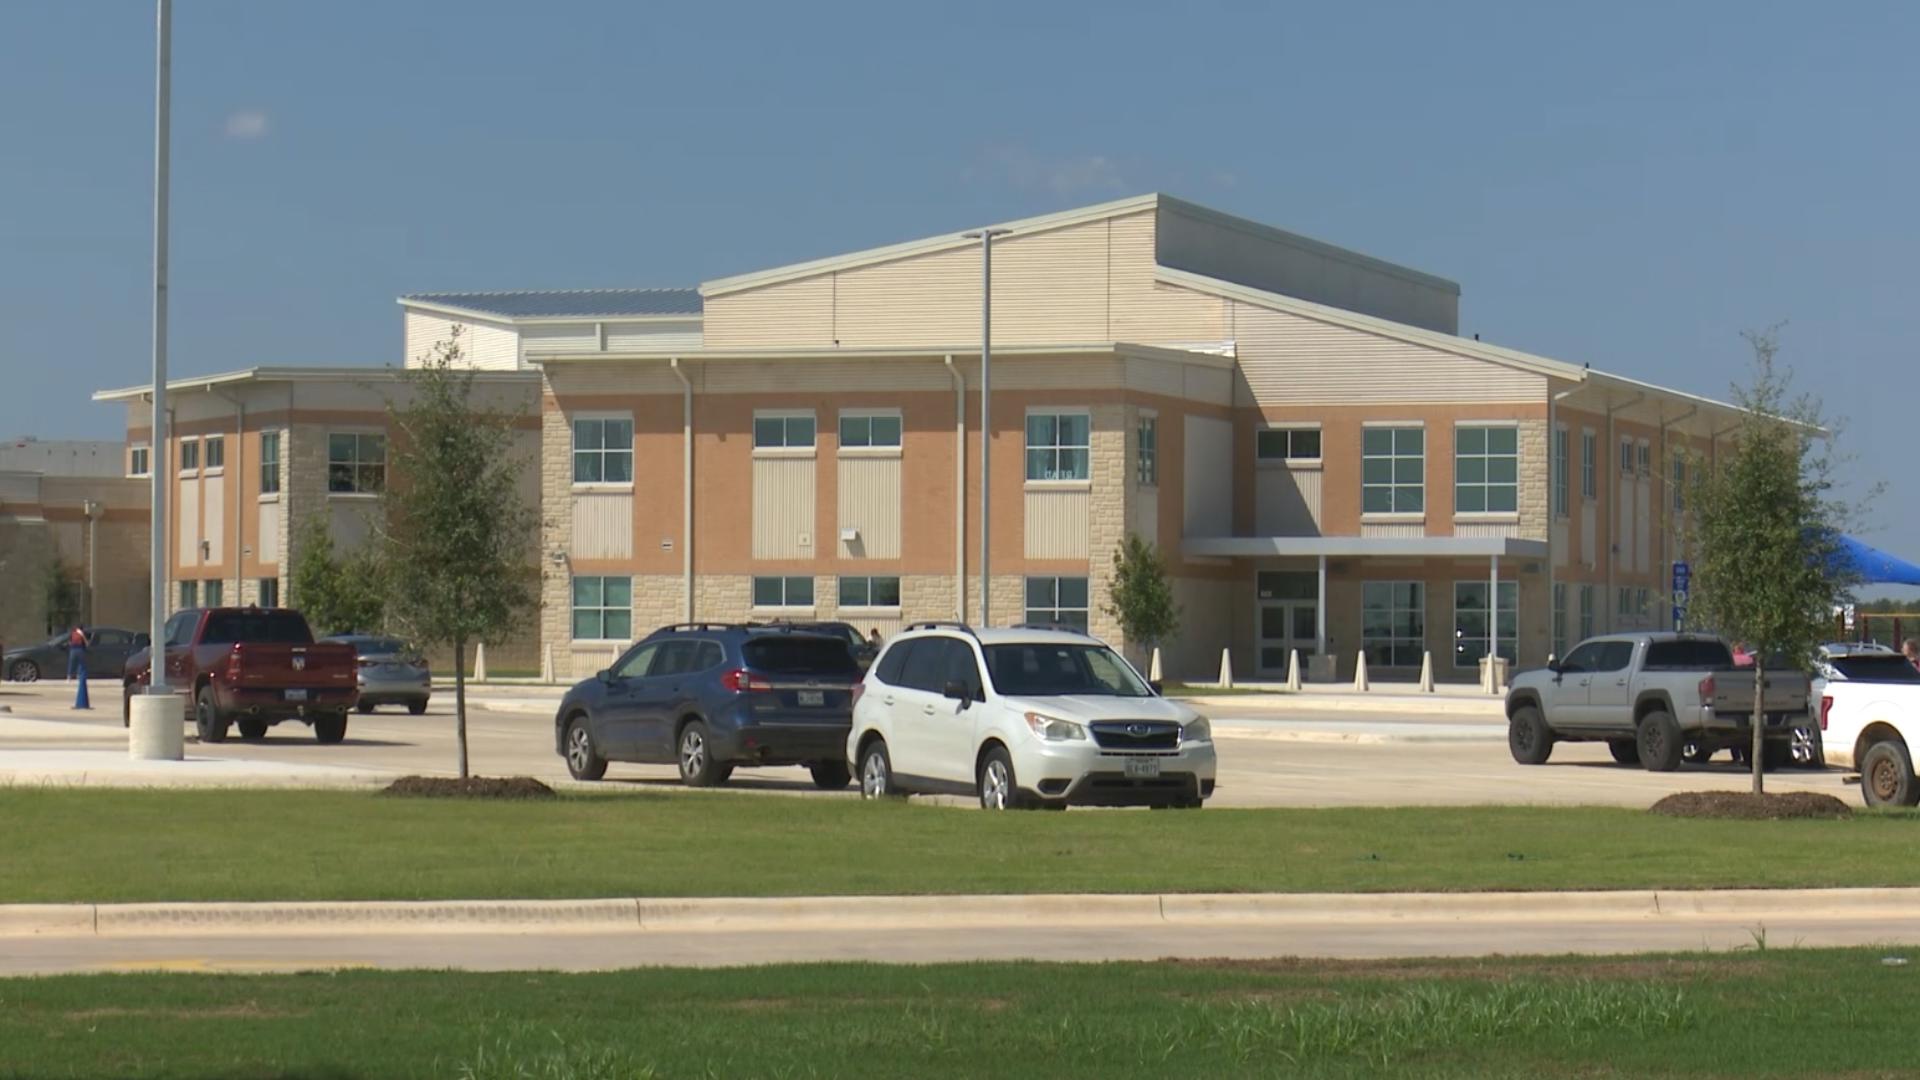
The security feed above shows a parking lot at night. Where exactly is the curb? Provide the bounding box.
[1184,695,1505,718]
[5,887,1914,939]
[1214,726,1504,745]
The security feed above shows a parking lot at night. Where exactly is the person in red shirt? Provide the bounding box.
[1904,638,1920,674]
[65,625,88,681]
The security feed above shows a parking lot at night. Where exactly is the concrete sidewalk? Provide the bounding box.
[0,748,391,789]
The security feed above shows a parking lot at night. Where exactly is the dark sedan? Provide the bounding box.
[5,628,148,682]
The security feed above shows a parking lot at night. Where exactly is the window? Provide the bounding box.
[179,439,200,473]
[753,413,816,450]
[1552,582,1568,658]
[1635,587,1650,617]
[838,412,901,449]
[1361,582,1425,668]
[1580,431,1596,500]
[178,580,199,610]
[1672,457,1687,511]
[1620,438,1635,476]
[1560,640,1634,673]
[1637,441,1651,477]
[1454,425,1518,515]
[838,576,901,609]
[1557,641,1605,673]
[259,431,281,494]
[743,636,860,677]
[1617,587,1634,618]
[1257,428,1322,462]
[129,445,150,478]
[571,576,632,641]
[1136,415,1158,486]
[1579,584,1595,640]
[1361,426,1424,514]
[1645,640,1734,670]
[1552,427,1570,518]
[1024,576,1090,630]
[1454,581,1518,667]
[1025,412,1090,482]
[328,433,386,494]
[613,642,659,680]
[204,435,225,472]
[752,576,814,609]
[204,579,224,607]
[572,417,634,484]
[163,611,196,647]
[258,577,279,608]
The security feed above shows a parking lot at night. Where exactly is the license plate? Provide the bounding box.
[285,689,308,702]
[797,690,825,707]
[1124,757,1160,779]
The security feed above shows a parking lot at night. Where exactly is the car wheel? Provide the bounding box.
[356,701,375,715]
[809,761,852,790]
[194,686,230,743]
[859,741,897,800]
[677,720,725,787]
[1637,709,1683,772]
[237,718,268,741]
[1507,705,1553,765]
[9,659,39,683]
[977,746,1027,810]
[1789,724,1825,769]
[1607,738,1640,766]
[407,699,429,716]
[1861,739,1920,808]
[563,717,608,781]
[1683,741,1715,764]
[312,713,348,745]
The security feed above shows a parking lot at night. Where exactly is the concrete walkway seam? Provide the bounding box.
[4,887,1916,938]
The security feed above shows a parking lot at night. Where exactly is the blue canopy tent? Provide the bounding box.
[1839,536,1920,587]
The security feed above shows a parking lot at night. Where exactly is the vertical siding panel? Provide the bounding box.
[1024,490,1090,559]
[753,457,817,559]
[177,480,200,567]
[1183,416,1232,536]
[837,457,902,559]
[203,477,224,565]
[570,493,636,560]
[257,500,281,566]
[704,277,836,349]
[1255,468,1322,535]
[1231,301,1546,405]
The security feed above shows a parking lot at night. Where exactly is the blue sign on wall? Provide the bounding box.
[1671,561,1691,630]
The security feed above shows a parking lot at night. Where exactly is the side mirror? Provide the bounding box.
[596,669,615,685]
[1149,680,1164,696]
[1546,660,1561,675]
[942,680,972,704]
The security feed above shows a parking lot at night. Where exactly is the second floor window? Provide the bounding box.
[260,431,281,494]
[1552,428,1570,518]
[129,446,150,478]
[838,413,901,449]
[572,417,634,483]
[1136,415,1157,486]
[1257,428,1322,462]
[754,414,816,450]
[179,439,199,473]
[1025,412,1090,481]
[1361,426,1424,514]
[204,435,225,471]
[1455,426,1518,514]
[328,433,386,494]
[1580,432,1596,499]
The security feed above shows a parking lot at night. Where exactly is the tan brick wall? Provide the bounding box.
[538,402,575,668]
[1517,418,1549,541]
[1086,403,1127,648]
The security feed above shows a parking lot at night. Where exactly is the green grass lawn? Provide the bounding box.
[3,789,1918,903]
[1165,682,1287,697]
[4,950,1918,1078]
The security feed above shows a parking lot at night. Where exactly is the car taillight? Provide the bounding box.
[1819,693,1833,731]
[721,669,773,693]
[226,643,244,680]
[1698,675,1715,700]
[359,657,379,668]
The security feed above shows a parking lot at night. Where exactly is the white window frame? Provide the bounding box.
[177,579,199,610]
[1580,429,1597,501]
[178,437,200,476]
[1452,580,1519,668]
[837,575,902,611]
[1360,422,1425,520]
[753,410,818,456]
[204,579,225,607]
[327,431,387,497]
[258,577,279,608]
[570,575,633,643]
[1024,576,1090,630]
[1361,581,1426,668]
[1256,425,1323,467]
[203,434,226,475]
[1453,421,1520,520]
[1619,437,1635,476]
[571,412,635,489]
[751,575,816,611]
[258,430,282,498]
[128,444,151,479]
[1136,411,1158,488]
[1578,584,1596,639]
[1552,425,1570,519]
[836,409,903,456]
[1024,408,1092,487]
[1637,439,1651,478]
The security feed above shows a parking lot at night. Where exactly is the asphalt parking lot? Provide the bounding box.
[0,682,1857,808]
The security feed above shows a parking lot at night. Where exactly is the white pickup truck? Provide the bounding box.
[1818,656,1920,807]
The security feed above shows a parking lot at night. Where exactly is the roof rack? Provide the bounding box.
[1008,622,1095,637]
[902,620,978,638]
[652,622,750,634]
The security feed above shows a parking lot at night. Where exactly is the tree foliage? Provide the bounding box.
[379,328,541,777]
[288,516,386,636]
[1105,533,1181,658]
[1684,327,1866,792]
[41,560,82,634]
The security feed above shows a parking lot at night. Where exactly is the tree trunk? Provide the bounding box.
[1751,658,1765,796]
[454,635,470,780]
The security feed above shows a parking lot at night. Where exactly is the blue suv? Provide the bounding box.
[555,623,863,788]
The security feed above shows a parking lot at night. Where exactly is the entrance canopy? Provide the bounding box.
[1839,535,1920,587]
[1183,535,1549,560]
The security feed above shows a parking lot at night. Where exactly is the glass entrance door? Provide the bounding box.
[1256,571,1319,676]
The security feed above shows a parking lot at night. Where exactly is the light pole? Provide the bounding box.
[962,227,1009,626]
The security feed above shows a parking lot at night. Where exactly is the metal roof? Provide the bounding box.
[399,288,702,320]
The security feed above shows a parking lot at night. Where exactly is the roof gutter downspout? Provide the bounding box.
[211,385,245,607]
[1603,392,1644,634]
[1660,406,1699,604]
[944,355,966,621]
[1549,386,1580,658]
[670,358,693,623]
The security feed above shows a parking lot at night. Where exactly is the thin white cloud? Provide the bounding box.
[971,144,1129,197]
[224,110,270,140]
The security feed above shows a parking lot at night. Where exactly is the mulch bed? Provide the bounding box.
[380,775,557,800]
[1650,790,1852,821]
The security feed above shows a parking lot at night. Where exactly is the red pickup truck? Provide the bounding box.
[122,607,359,744]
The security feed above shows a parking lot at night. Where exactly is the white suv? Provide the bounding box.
[847,623,1217,810]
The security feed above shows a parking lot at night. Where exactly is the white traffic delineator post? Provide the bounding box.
[541,644,555,683]
[1148,647,1163,684]
[474,642,489,684]
[1418,651,1435,693]
[1352,651,1370,692]
[1217,648,1234,689]
[1285,648,1302,692]
[1492,657,1509,695]
[128,692,184,761]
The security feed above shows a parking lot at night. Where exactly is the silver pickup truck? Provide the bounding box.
[1505,633,1813,772]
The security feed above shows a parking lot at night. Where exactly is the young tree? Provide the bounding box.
[1104,533,1181,667]
[288,517,386,636]
[41,560,82,634]
[1686,327,1864,794]
[380,328,540,778]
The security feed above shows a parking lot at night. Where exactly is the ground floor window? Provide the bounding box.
[753,576,815,609]
[1361,582,1425,668]
[1552,582,1568,658]
[837,576,901,609]
[259,577,280,608]
[1454,581,1518,667]
[1578,584,1595,640]
[571,576,632,641]
[204,580,224,608]
[1024,576,1089,630]
[1617,586,1633,620]
[178,580,199,610]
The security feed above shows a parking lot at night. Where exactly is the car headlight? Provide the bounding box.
[1023,712,1086,741]
[1183,717,1212,743]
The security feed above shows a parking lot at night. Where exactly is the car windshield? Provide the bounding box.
[983,643,1150,698]
[743,636,861,676]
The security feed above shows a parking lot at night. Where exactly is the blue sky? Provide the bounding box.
[3,1,1916,565]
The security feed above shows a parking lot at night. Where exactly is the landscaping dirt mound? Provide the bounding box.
[381,775,557,800]
[1650,790,1851,820]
